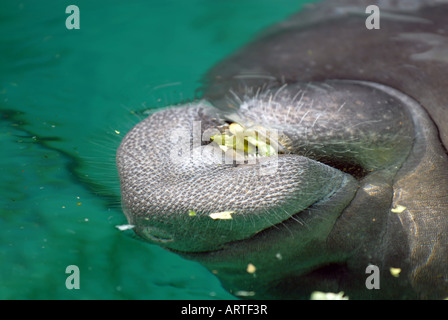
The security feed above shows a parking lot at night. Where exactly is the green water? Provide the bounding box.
[0,0,314,299]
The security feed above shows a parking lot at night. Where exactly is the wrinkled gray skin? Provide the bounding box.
[117,0,448,299]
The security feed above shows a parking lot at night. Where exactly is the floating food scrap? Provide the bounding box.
[235,290,256,297]
[390,267,401,277]
[115,224,135,231]
[310,291,349,300]
[391,205,406,213]
[210,122,279,158]
[188,210,196,217]
[209,211,235,220]
[246,263,256,274]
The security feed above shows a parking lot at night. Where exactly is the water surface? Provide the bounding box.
[0,0,314,299]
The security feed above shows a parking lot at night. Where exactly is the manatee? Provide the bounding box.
[116,0,448,299]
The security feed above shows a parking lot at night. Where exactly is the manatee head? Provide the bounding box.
[116,80,441,298]
[116,0,448,299]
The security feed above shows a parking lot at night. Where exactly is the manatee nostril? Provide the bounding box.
[140,226,174,243]
[233,81,415,175]
[317,158,370,180]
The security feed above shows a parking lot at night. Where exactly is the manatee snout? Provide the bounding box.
[116,102,358,252]
[117,82,413,254]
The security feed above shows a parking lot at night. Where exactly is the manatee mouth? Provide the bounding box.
[116,80,415,253]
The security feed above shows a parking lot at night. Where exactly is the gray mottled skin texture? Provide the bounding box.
[117,0,448,299]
